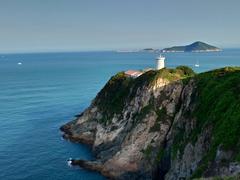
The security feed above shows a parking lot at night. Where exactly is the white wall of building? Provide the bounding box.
[156,56,165,70]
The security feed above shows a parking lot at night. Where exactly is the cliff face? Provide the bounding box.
[61,67,240,180]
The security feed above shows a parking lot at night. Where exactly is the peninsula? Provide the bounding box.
[162,41,221,52]
[61,66,240,180]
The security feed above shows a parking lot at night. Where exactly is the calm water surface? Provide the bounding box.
[0,50,240,180]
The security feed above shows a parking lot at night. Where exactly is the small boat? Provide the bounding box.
[194,60,200,67]
[17,62,22,65]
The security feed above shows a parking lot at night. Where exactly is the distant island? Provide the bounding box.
[141,48,156,52]
[161,41,221,52]
[137,41,221,53]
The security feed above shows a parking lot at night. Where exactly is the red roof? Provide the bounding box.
[125,70,143,77]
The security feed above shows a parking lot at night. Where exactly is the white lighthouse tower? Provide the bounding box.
[156,54,165,70]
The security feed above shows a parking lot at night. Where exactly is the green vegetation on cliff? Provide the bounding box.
[94,66,195,125]
[168,67,240,178]
[191,67,240,178]
[94,66,240,177]
[63,65,240,179]
[94,72,133,124]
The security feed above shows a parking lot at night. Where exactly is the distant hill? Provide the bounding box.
[139,48,157,53]
[162,41,221,52]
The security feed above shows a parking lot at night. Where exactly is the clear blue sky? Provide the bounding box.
[0,0,240,52]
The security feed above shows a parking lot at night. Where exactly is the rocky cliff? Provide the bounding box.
[61,66,240,180]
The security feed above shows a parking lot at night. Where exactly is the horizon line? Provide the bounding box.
[1,47,240,55]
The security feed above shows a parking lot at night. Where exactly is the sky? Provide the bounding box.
[0,0,240,53]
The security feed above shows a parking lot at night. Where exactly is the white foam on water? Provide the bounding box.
[67,158,72,167]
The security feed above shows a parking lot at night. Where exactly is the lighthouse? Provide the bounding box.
[156,54,165,70]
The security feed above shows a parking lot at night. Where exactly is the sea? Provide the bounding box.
[0,49,240,180]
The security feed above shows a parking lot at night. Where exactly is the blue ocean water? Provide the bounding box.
[0,50,240,180]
